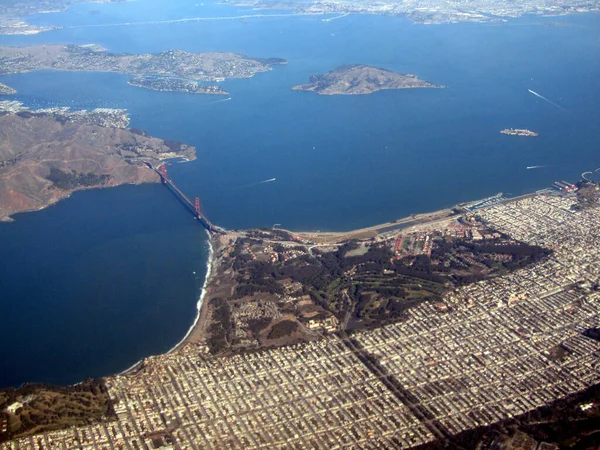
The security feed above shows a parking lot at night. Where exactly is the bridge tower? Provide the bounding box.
[160,164,167,184]
[195,197,201,216]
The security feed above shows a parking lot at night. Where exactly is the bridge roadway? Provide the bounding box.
[145,163,222,233]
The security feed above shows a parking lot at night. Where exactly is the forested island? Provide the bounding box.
[128,76,229,95]
[292,64,441,95]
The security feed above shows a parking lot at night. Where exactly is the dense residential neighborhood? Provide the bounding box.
[3,192,600,449]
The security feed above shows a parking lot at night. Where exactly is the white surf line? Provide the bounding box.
[118,357,144,375]
[65,12,323,29]
[167,229,214,354]
[119,230,214,375]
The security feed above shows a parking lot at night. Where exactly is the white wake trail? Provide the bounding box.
[242,178,277,188]
[528,89,568,113]
[210,97,231,104]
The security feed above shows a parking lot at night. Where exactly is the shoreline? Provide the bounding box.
[2,185,566,385]
[114,188,558,377]
[168,229,214,354]
[281,192,516,244]
[167,190,545,353]
[119,228,214,376]
[1,179,161,223]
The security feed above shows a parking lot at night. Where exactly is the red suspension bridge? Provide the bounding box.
[147,162,222,233]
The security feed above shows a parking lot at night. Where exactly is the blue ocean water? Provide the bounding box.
[1,1,599,386]
[0,184,208,387]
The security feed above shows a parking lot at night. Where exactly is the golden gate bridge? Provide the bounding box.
[144,162,222,233]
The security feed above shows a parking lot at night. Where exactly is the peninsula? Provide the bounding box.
[292,64,441,95]
[0,45,286,91]
[3,187,600,449]
[127,76,229,95]
[0,102,194,221]
[500,128,539,137]
[0,83,16,95]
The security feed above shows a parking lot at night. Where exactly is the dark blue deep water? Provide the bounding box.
[0,185,208,387]
[1,0,599,386]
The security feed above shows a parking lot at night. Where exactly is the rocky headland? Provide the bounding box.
[0,104,195,221]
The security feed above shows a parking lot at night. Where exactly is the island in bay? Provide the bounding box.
[500,128,539,137]
[0,45,286,93]
[0,83,16,95]
[127,76,229,95]
[292,64,441,95]
[0,101,194,222]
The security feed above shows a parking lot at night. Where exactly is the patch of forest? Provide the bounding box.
[206,297,232,353]
[46,167,110,190]
[0,380,115,443]
[413,382,600,450]
[230,236,551,328]
[268,320,298,340]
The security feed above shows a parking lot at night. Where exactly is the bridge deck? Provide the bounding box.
[148,164,220,233]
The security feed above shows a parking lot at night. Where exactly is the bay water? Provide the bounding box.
[1,1,599,386]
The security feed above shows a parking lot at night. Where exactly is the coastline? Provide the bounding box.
[119,228,214,376]
[0,184,567,384]
[167,191,535,353]
[168,229,214,353]
[1,178,160,223]
[120,188,555,376]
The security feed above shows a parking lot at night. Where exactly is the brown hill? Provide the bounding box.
[292,64,441,95]
[0,112,195,221]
